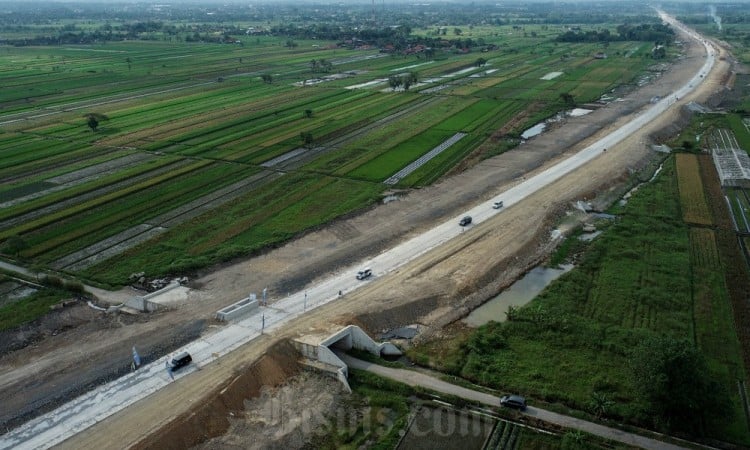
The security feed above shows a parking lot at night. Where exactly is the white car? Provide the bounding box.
[356,268,372,280]
[492,201,504,209]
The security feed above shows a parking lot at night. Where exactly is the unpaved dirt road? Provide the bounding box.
[0,17,734,449]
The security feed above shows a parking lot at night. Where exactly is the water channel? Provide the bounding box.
[463,264,573,327]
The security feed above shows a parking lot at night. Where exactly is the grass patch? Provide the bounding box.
[0,286,71,331]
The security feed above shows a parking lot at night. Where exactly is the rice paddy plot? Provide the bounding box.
[384,133,466,185]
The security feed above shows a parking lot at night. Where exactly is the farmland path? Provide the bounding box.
[340,354,689,450]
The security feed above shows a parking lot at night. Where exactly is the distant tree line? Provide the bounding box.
[556,23,674,43]
[0,2,676,53]
[0,21,248,46]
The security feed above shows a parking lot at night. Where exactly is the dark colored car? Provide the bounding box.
[171,351,192,371]
[459,216,472,226]
[500,394,527,410]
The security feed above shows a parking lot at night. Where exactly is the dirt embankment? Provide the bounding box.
[132,340,301,450]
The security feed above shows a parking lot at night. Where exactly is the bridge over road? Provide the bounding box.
[339,354,693,450]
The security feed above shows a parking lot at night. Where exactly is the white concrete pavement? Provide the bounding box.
[0,12,716,450]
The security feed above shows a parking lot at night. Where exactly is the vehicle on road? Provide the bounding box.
[492,201,504,209]
[459,216,472,226]
[170,352,192,371]
[500,394,527,410]
[356,268,372,280]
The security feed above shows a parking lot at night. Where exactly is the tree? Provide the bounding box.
[652,45,667,59]
[402,72,416,91]
[560,92,575,106]
[505,305,517,321]
[629,336,731,432]
[388,74,402,91]
[125,57,132,71]
[1,235,28,256]
[261,73,273,83]
[303,109,313,118]
[84,113,108,132]
[588,392,614,419]
[87,116,99,132]
[475,57,487,67]
[300,131,314,147]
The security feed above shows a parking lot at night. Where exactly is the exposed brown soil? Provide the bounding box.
[133,340,301,450]
[0,22,736,450]
[195,371,348,450]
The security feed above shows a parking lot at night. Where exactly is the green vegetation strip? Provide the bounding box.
[0,160,211,240]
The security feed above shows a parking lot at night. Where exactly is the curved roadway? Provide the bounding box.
[0,11,716,450]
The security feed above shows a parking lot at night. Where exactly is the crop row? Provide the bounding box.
[725,188,750,233]
[79,173,383,284]
[0,155,183,225]
[691,154,750,389]
[0,135,89,174]
[1,150,151,206]
[26,162,255,261]
[675,153,713,225]
[1,159,211,241]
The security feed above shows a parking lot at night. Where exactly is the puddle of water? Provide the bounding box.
[569,108,592,117]
[463,264,574,327]
[0,283,38,308]
[619,163,664,206]
[521,122,546,139]
[521,108,592,140]
[381,325,419,340]
[541,71,563,80]
[579,230,602,242]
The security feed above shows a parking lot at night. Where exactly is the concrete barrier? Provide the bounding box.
[142,280,181,300]
[293,325,402,393]
[215,296,259,321]
[122,281,183,312]
[124,296,162,312]
[320,325,402,356]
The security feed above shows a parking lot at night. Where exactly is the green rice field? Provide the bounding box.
[0,20,665,286]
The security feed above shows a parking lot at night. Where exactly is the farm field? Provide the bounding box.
[408,153,750,445]
[0,20,662,288]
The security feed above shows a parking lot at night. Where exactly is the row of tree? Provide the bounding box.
[556,23,674,43]
[388,72,419,91]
